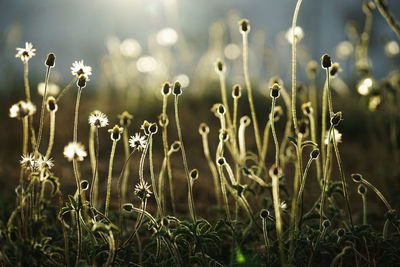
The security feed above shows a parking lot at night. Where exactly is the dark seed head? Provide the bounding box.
[80,180,89,191]
[311,149,320,159]
[302,102,313,115]
[190,169,199,180]
[173,81,182,95]
[232,84,242,98]
[239,19,250,34]
[77,76,87,88]
[323,219,331,228]
[260,209,270,219]
[217,104,226,115]
[161,82,171,96]
[270,83,281,98]
[321,54,332,69]
[351,173,362,183]
[215,59,225,73]
[46,96,58,112]
[330,62,341,77]
[337,228,345,237]
[198,123,210,135]
[357,184,367,195]
[217,157,226,166]
[45,53,56,67]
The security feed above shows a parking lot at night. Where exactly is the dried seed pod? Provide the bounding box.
[239,19,250,34]
[45,53,56,67]
[321,54,332,69]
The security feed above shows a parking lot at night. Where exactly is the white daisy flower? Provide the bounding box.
[324,128,342,145]
[36,155,54,170]
[134,182,152,199]
[129,133,147,151]
[63,142,87,162]
[71,60,92,78]
[15,42,36,62]
[89,111,109,128]
[20,153,35,170]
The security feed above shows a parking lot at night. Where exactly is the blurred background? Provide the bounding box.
[0,0,400,220]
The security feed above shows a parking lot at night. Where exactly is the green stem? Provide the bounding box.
[242,32,262,157]
[174,95,196,222]
[374,0,400,39]
[360,178,393,210]
[121,130,130,206]
[56,77,78,102]
[270,98,279,166]
[291,0,303,135]
[36,66,51,157]
[320,125,333,229]
[262,219,270,264]
[105,140,117,217]
[332,129,354,228]
[149,134,162,218]
[362,194,367,225]
[44,111,56,161]
[272,174,285,267]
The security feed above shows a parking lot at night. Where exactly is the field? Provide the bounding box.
[1,0,400,266]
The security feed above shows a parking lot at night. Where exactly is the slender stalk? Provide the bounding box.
[23,62,31,102]
[20,117,29,185]
[271,173,285,266]
[257,121,271,176]
[105,230,116,267]
[321,80,328,174]
[332,130,354,228]
[89,128,99,207]
[217,164,231,221]
[307,113,321,183]
[375,0,400,39]
[362,194,367,225]
[270,98,279,166]
[121,129,130,206]
[296,156,314,229]
[241,31,262,157]
[117,148,136,240]
[291,0,303,135]
[44,111,56,161]
[105,140,117,217]
[174,95,196,222]
[56,77,78,102]
[279,87,292,166]
[262,218,271,264]
[360,178,392,210]
[35,66,51,156]
[320,125,333,229]
[218,71,233,130]
[149,134,162,218]
[200,132,221,206]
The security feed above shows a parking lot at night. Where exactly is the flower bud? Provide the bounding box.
[189,169,199,180]
[77,76,87,88]
[46,96,58,112]
[232,84,242,98]
[45,53,56,67]
[357,184,367,195]
[301,102,313,115]
[322,219,331,228]
[321,54,332,69]
[239,19,250,34]
[270,83,281,98]
[217,104,226,115]
[311,148,320,159]
[148,123,158,134]
[173,81,182,95]
[161,82,171,96]
[217,157,226,166]
[215,59,225,73]
[260,209,270,219]
[198,122,210,135]
[351,173,362,183]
